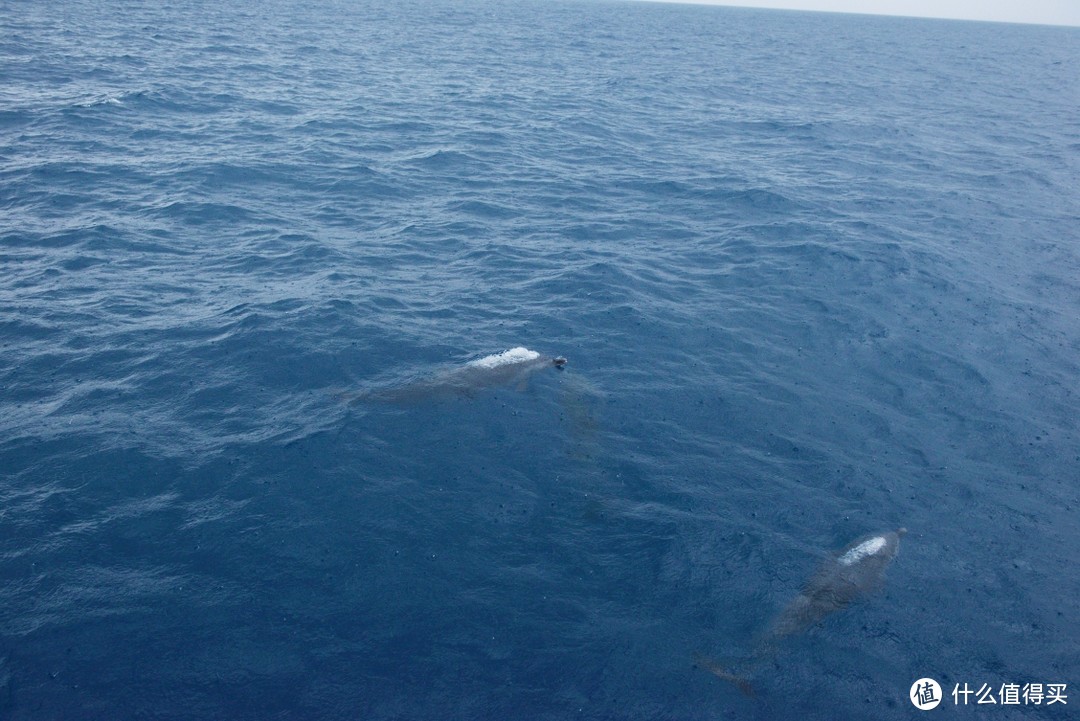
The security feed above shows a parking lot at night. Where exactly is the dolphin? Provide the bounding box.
[697,528,907,696]
[347,347,567,405]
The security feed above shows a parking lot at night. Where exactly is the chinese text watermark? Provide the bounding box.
[911,679,1067,710]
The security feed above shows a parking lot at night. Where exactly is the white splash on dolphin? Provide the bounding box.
[467,347,541,369]
[837,535,887,566]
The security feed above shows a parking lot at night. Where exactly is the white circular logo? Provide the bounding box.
[911,678,942,710]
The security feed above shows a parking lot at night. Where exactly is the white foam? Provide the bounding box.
[838,536,887,566]
[468,347,540,369]
[76,94,124,108]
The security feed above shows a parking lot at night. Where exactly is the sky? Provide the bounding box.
[635,0,1080,27]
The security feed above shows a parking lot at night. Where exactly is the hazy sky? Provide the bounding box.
[637,0,1080,27]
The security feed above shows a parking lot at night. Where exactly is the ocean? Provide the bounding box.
[1,0,1077,718]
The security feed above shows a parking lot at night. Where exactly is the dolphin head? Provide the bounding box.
[553,356,567,369]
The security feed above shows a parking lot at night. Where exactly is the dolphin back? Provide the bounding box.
[767,529,905,640]
[349,347,566,405]
[697,528,906,696]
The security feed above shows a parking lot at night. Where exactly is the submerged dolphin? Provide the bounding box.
[348,347,567,405]
[698,528,907,696]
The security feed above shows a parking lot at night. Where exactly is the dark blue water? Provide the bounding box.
[2,0,1078,718]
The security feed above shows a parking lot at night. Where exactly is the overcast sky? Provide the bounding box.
[637,0,1080,27]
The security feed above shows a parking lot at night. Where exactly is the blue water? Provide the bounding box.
[2,0,1078,718]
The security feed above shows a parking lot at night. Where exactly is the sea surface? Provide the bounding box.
[1,0,1078,718]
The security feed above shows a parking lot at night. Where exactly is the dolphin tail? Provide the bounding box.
[334,388,363,406]
[336,387,379,407]
[692,653,756,698]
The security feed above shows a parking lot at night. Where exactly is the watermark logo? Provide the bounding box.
[911,678,943,710]
[910,679,1068,709]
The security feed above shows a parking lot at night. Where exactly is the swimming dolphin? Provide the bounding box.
[347,347,567,405]
[697,528,907,696]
